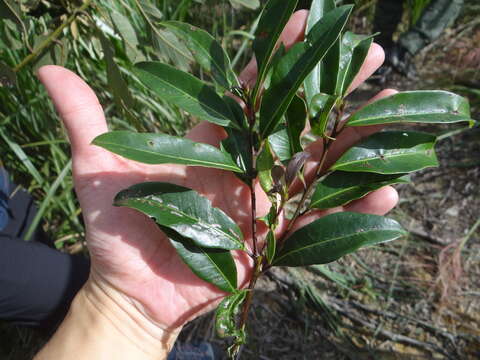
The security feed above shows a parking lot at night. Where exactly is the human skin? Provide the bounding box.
[34,10,398,360]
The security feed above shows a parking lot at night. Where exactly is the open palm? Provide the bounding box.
[38,11,398,331]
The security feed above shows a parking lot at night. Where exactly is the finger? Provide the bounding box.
[37,66,108,160]
[286,185,398,234]
[239,10,309,85]
[345,42,385,95]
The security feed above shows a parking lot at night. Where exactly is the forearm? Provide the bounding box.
[34,278,181,360]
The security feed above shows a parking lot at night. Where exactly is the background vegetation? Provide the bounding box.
[0,0,479,358]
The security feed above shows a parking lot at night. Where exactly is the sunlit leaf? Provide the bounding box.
[164,227,237,293]
[114,182,245,250]
[259,6,352,138]
[347,91,473,127]
[134,62,238,128]
[310,172,409,209]
[331,131,438,174]
[273,212,406,266]
[162,21,238,89]
[215,290,247,338]
[304,0,336,106]
[93,131,242,172]
[253,0,298,99]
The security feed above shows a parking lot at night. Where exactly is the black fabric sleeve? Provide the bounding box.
[0,238,90,329]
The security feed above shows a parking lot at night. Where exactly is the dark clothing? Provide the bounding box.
[374,0,464,55]
[0,168,90,330]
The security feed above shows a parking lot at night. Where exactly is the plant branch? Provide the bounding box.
[13,0,92,73]
[282,105,346,239]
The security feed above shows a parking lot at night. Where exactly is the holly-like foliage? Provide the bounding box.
[92,0,474,357]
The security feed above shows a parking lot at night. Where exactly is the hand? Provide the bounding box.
[37,9,398,350]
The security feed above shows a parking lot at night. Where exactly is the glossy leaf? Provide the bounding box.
[273,212,406,266]
[340,32,373,95]
[266,230,276,264]
[304,0,336,106]
[164,227,237,293]
[286,95,307,154]
[322,32,374,96]
[257,141,275,193]
[309,93,337,136]
[259,6,353,138]
[114,182,244,250]
[134,62,238,128]
[93,131,242,172]
[310,172,410,210]
[162,21,238,89]
[347,91,473,127]
[216,290,247,337]
[331,131,438,174]
[268,129,292,161]
[221,128,252,178]
[253,0,298,98]
[285,152,310,186]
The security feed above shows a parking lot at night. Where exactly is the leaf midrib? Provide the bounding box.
[96,139,240,171]
[275,227,399,263]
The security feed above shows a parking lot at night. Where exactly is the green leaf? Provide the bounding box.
[99,32,135,110]
[286,95,307,154]
[310,172,410,210]
[162,21,238,89]
[259,5,353,138]
[114,182,245,250]
[163,227,237,293]
[304,0,336,105]
[309,93,337,136]
[221,128,252,181]
[257,141,275,193]
[266,230,276,264]
[150,28,192,71]
[268,129,292,161]
[331,131,438,174]
[322,32,374,96]
[0,0,23,29]
[339,32,374,96]
[347,91,473,127]
[110,10,140,62]
[93,131,242,172]
[215,290,247,337]
[134,62,238,128]
[253,0,298,98]
[229,0,260,9]
[273,212,406,266]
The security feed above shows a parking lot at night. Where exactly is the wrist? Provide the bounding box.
[35,276,181,360]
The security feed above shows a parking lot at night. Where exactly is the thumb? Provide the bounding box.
[37,65,108,162]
